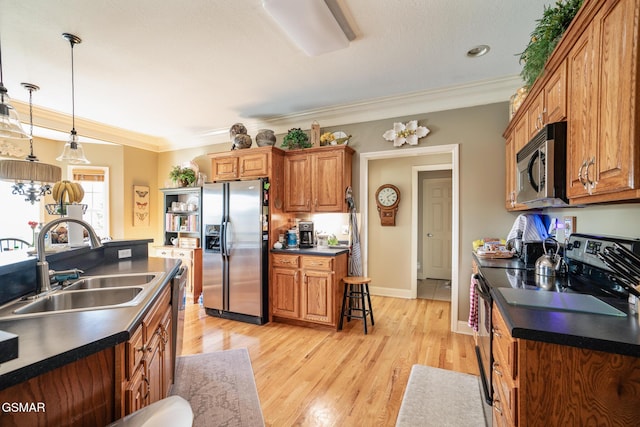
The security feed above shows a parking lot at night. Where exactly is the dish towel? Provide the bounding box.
[506,214,549,242]
[468,274,479,332]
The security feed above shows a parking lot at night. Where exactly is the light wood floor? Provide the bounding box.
[182,295,478,427]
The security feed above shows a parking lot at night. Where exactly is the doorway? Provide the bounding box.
[417,170,452,301]
[359,144,460,332]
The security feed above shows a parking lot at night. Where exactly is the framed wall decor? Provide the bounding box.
[133,185,150,227]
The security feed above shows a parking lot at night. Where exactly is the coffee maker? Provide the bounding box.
[298,221,314,248]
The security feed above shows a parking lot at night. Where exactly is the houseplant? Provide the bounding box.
[169,165,197,187]
[281,128,311,149]
[519,0,583,88]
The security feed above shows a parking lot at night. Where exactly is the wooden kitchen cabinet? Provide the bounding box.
[526,60,568,139]
[209,146,282,181]
[301,256,334,324]
[505,136,527,211]
[272,254,301,318]
[503,0,640,207]
[492,303,640,426]
[284,145,354,213]
[123,286,172,417]
[567,0,639,203]
[152,246,202,303]
[271,252,347,328]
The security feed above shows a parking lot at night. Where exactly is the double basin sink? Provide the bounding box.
[0,273,163,319]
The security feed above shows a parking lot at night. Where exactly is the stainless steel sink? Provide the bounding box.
[14,287,144,315]
[0,272,164,319]
[64,273,158,290]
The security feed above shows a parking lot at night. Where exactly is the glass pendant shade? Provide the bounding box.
[0,90,29,140]
[57,33,90,164]
[56,130,89,164]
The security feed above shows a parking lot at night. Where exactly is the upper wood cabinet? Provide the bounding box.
[505,136,527,211]
[567,0,639,203]
[209,146,283,182]
[284,145,354,213]
[504,0,640,207]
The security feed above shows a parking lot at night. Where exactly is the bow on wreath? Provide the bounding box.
[382,120,430,147]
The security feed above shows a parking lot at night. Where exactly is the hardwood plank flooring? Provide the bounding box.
[181,295,478,427]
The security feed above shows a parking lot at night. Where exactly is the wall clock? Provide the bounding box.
[375,184,401,226]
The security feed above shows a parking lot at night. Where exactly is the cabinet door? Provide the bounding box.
[284,154,312,212]
[544,59,567,123]
[239,152,269,178]
[526,92,544,139]
[505,137,529,211]
[124,365,148,415]
[146,330,163,405]
[592,0,635,195]
[513,115,529,154]
[567,23,598,199]
[160,309,173,398]
[272,267,300,318]
[212,157,239,181]
[313,150,345,212]
[301,269,333,325]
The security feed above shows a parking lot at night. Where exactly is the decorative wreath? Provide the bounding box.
[382,120,430,147]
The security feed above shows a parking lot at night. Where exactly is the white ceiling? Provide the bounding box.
[0,0,551,151]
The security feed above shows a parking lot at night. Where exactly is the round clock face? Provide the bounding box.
[377,186,398,207]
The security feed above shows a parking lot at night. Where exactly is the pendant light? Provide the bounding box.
[0,36,29,140]
[56,33,90,164]
[0,83,62,204]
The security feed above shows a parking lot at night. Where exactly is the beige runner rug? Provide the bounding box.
[171,348,265,427]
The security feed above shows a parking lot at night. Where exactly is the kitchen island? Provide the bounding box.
[0,241,181,426]
[474,254,640,426]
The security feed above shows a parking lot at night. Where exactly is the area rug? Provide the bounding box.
[171,348,265,427]
[396,365,486,427]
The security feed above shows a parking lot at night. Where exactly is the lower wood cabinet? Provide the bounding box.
[492,303,640,426]
[123,286,173,416]
[271,252,348,328]
[0,284,174,426]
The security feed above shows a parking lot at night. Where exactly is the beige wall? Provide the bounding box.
[122,146,159,241]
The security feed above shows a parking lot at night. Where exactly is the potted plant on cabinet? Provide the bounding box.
[169,166,197,187]
[281,128,311,149]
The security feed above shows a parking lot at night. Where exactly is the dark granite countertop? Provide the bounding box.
[271,246,349,256]
[0,256,181,390]
[475,253,640,358]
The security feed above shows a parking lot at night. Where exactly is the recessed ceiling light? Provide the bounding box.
[467,45,490,58]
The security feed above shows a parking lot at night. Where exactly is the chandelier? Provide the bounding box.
[0,83,62,204]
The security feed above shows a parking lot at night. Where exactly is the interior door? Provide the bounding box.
[422,177,452,280]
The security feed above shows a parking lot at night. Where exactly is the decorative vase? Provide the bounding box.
[255,129,276,147]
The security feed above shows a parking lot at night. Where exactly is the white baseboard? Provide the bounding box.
[369,286,414,299]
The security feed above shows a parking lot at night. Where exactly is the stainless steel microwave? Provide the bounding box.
[516,121,568,208]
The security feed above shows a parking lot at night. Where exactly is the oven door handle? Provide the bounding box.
[473,274,491,300]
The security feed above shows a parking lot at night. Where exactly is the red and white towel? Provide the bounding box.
[468,274,479,332]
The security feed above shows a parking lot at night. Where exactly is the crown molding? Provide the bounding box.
[13,101,167,152]
[180,75,522,151]
[12,75,523,153]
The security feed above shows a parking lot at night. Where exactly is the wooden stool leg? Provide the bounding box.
[338,282,349,331]
[360,284,368,334]
[365,284,374,326]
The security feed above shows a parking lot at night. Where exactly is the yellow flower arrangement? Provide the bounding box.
[320,132,335,145]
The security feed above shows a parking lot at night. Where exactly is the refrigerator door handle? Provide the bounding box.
[225,220,233,254]
[220,220,227,257]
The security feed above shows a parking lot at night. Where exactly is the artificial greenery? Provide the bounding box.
[169,165,197,187]
[519,0,583,88]
[281,128,311,149]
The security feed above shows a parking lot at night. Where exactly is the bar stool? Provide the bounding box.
[338,276,375,334]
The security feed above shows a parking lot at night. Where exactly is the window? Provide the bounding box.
[69,166,110,239]
[0,181,40,244]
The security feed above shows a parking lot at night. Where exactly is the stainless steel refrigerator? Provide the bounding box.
[202,179,268,325]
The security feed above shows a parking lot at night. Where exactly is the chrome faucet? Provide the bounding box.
[36,218,103,295]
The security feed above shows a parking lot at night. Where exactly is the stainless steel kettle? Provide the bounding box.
[535,238,562,277]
